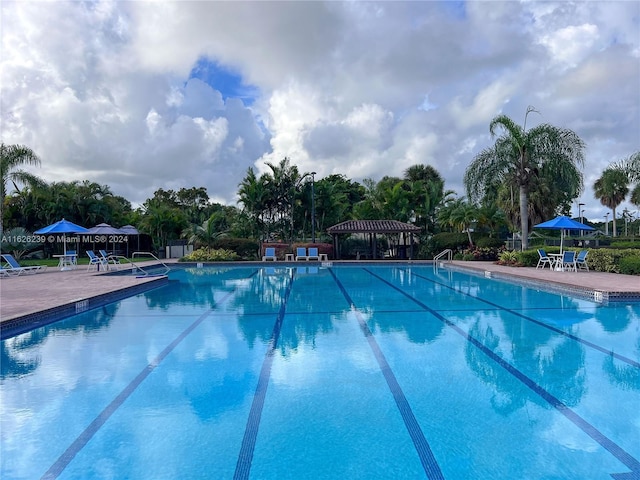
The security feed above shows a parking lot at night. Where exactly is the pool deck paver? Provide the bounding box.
[448,260,640,296]
[0,260,174,324]
[1,260,638,331]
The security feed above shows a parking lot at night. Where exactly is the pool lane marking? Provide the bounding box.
[365,268,640,479]
[233,268,295,480]
[407,269,640,369]
[40,272,258,480]
[329,268,445,480]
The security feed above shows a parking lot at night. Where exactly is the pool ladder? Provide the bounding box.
[433,249,453,271]
[129,251,171,276]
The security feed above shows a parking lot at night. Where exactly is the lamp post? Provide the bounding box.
[578,202,584,236]
[311,172,316,243]
[604,212,609,235]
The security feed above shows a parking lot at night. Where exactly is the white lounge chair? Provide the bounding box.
[1,254,46,274]
[306,247,320,261]
[262,247,277,261]
[575,250,589,271]
[536,249,553,269]
[295,247,308,261]
[100,250,124,270]
[560,251,577,272]
[86,250,109,271]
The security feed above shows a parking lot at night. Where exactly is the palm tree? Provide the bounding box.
[182,215,226,249]
[464,107,585,250]
[593,167,629,237]
[1,143,43,202]
[438,197,478,246]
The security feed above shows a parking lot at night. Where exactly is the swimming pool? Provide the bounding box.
[1,264,639,479]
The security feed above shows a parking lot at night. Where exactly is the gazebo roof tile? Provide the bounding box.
[327,220,420,234]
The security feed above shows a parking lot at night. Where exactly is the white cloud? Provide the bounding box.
[1,0,638,219]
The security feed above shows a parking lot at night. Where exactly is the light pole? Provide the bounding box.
[604,212,609,235]
[311,172,316,243]
[578,202,584,236]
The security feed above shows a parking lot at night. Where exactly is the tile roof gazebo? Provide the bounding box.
[327,220,421,260]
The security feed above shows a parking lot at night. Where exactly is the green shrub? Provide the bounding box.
[587,249,620,273]
[461,253,475,261]
[212,237,259,260]
[498,250,519,265]
[619,255,640,275]
[476,237,505,248]
[181,247,239,262]
[609,240,640,249]
[518,248,560,267]
[431,232,470,251]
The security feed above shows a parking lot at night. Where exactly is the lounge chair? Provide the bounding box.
[262,247,277,261]
[295,247,308,261]
[306,247,320,261]
[575,250,589,271]
[1,254,46,274]
[86,250,109,271]
[99,249,125,270]
[536,249,554,270]
[560,251,577,272]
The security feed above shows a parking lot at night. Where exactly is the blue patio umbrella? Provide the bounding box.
[533,215,595,254]
[35,218,90,255]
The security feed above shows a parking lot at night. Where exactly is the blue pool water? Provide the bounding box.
[1,265,639,480]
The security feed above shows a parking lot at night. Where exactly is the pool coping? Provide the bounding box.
[0,275,169,340]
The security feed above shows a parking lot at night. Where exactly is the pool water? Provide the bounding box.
[1,265,639,479]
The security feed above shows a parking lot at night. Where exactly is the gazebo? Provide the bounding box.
[327,220,421,260]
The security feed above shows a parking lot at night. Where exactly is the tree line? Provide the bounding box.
[2,108,639,255]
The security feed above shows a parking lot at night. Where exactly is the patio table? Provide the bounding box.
[53,254,77,271]
[548,253,564,271]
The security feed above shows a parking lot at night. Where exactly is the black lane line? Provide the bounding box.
[234,269,295,480]
[329,268,445,480]
[39,280,249,480]
[408,269,640,369]
[366,268,640,479]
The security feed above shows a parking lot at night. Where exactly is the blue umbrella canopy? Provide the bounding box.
[534,216,595,231]
[534,215,594,253]
[34,218,89,254]
[34,218,89,234]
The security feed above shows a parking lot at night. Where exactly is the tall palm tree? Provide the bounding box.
[464,107,585,250]
[1,143,43,201]
[593,167,629,237]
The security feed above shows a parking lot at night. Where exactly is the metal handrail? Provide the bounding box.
[433,249,453,270]
[107,255,149,276]
[131,251,171,275]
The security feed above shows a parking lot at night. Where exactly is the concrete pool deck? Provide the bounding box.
[1,260,639,335]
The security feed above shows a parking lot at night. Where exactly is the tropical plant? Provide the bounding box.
[437,197,478,246]
[464,107,585,250]
[593,167,629,237]
[0,143,43,201]
[182,215,227,249]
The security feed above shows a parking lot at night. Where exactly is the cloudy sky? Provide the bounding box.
[2,1,638,222]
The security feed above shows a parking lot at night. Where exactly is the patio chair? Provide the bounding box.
[306,247,320,261]
[575,250,589,271]
[295,247,308,261]
[262,247,277,261]
[100,249,124,270]
[1,254,46,274]
[86,250,109,271]
[536,249,554,270]
[560,251,577,272]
